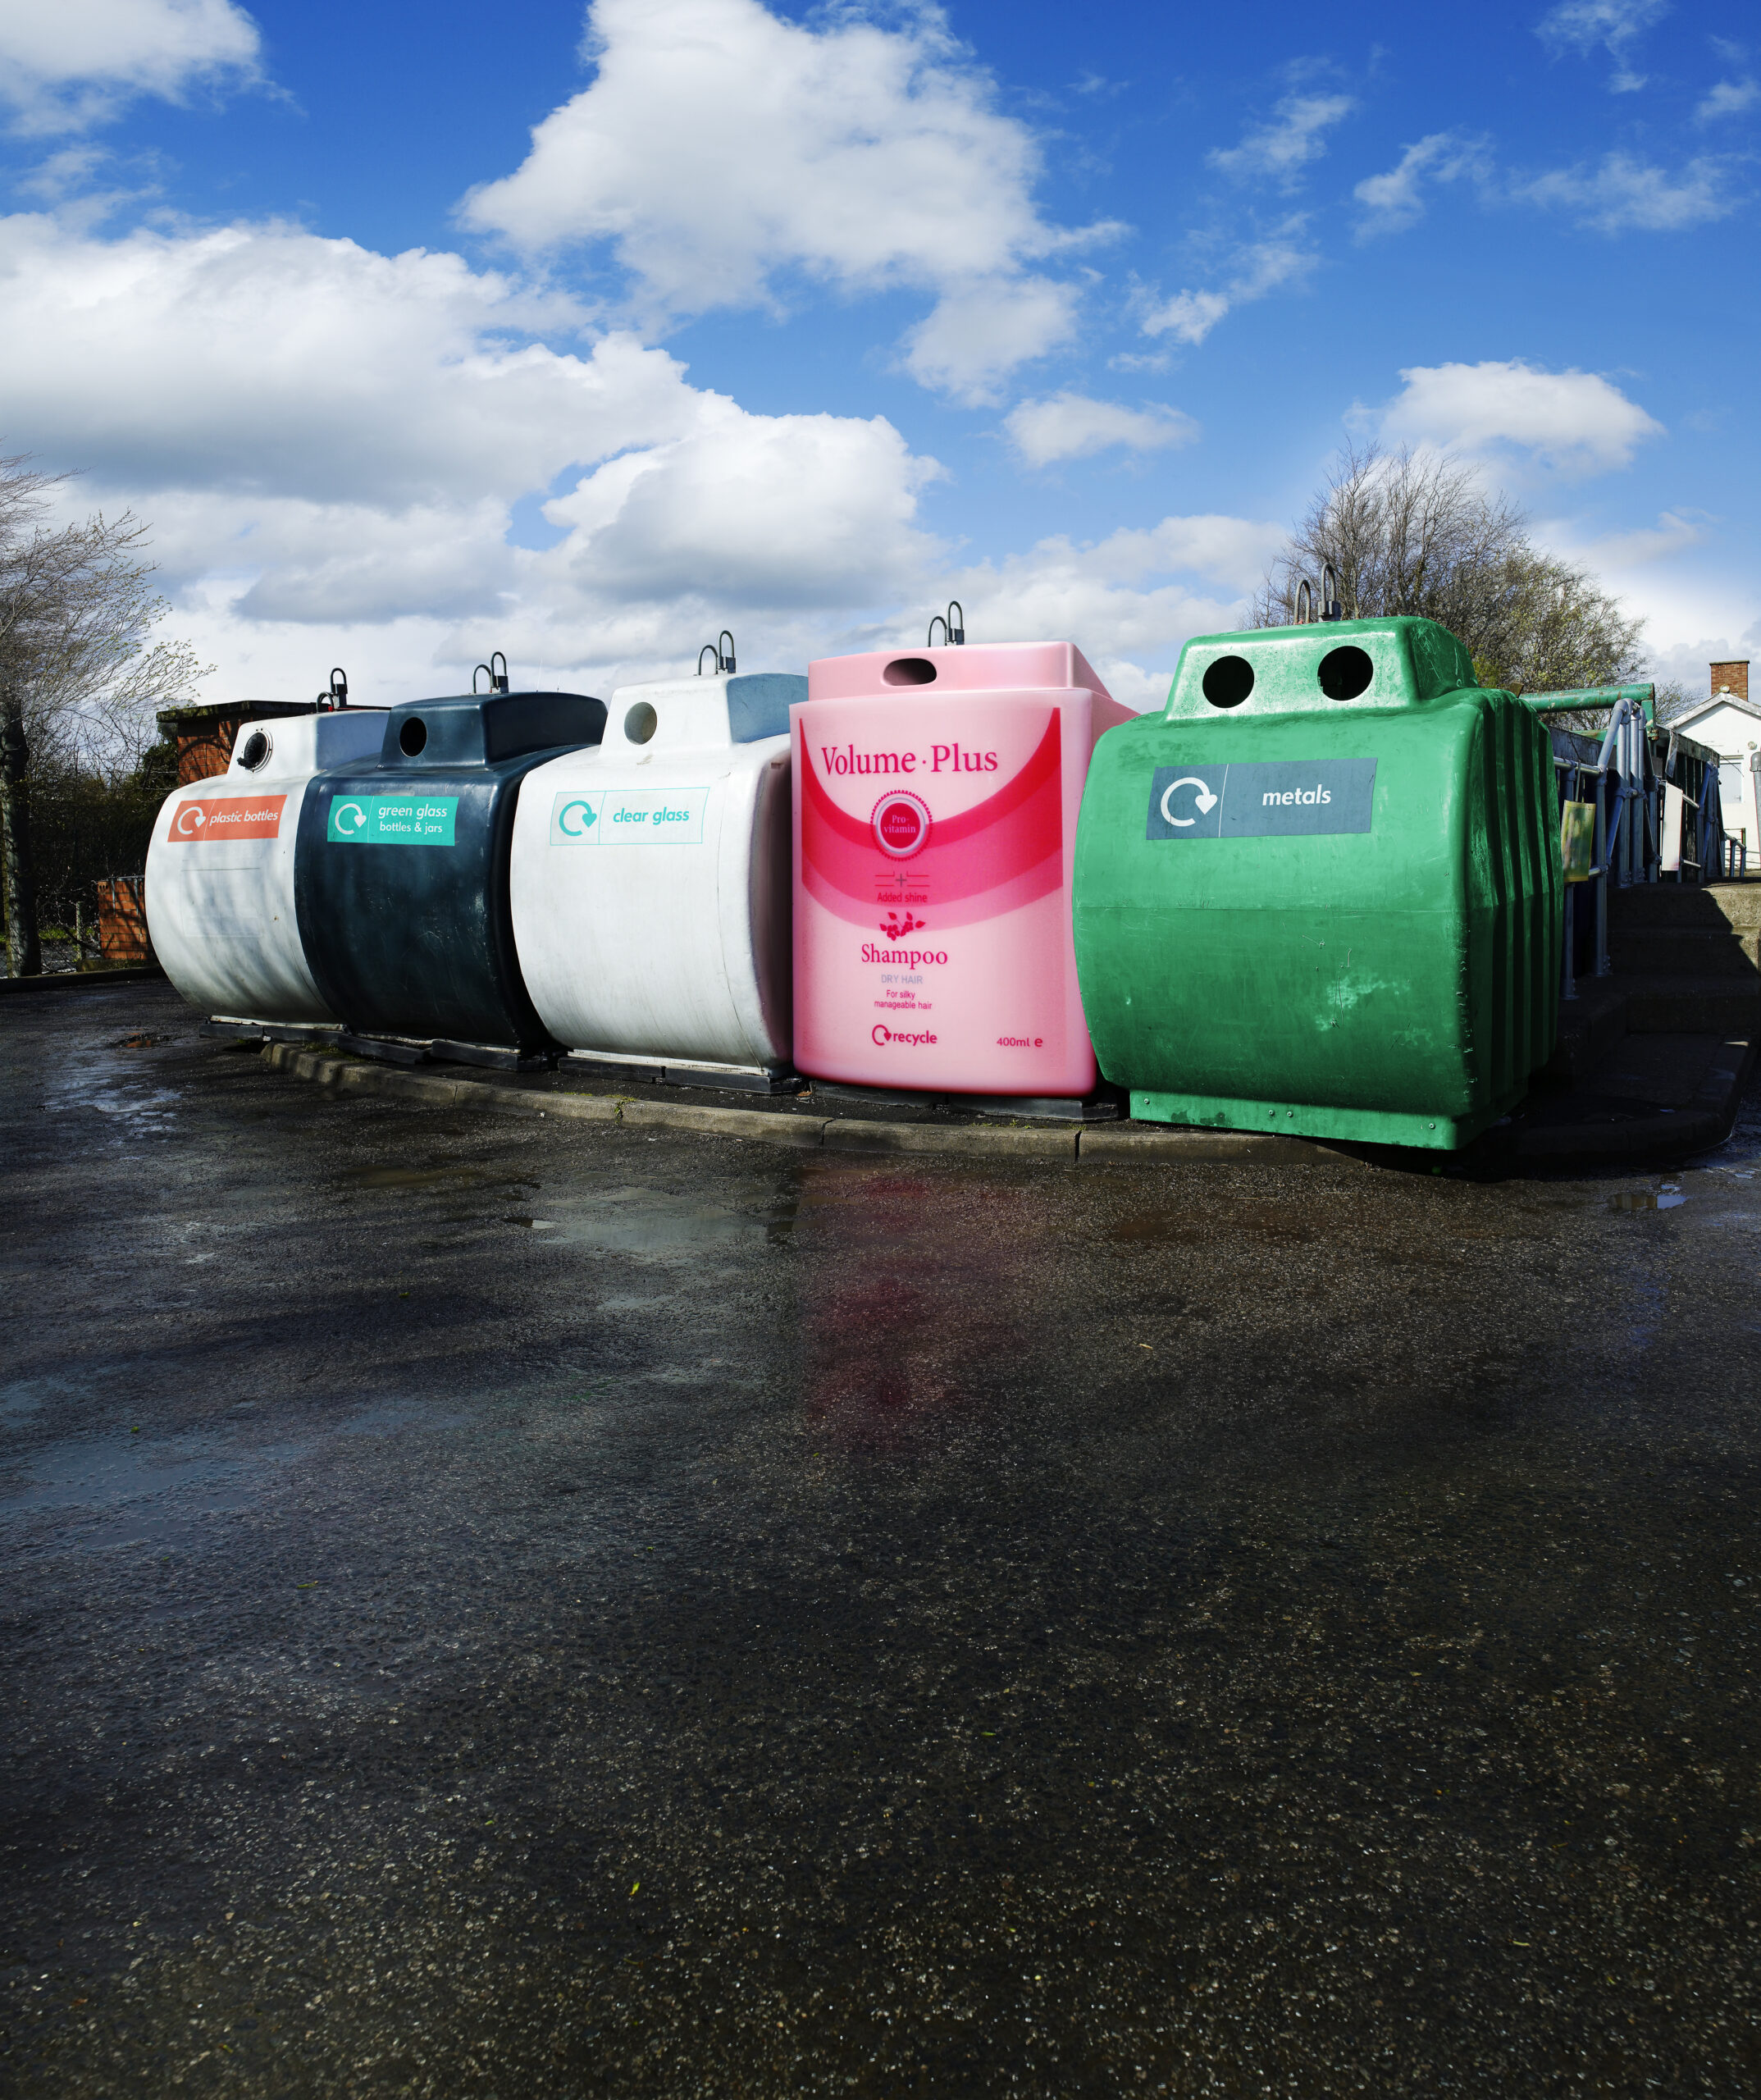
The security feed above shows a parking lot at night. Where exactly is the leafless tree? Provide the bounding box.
[1253,442,1645,701]
[0,453,208,975]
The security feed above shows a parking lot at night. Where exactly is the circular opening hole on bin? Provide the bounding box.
[237,730,271,770]
[1202,655,1254,708]
[399,716,428,756]
[883,657,938,686]
[623,701,658,744]
[1318,645,1374,701]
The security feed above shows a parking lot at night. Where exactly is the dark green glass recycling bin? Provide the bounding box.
[295,689,606,1051]
[1072,619,1562,1150]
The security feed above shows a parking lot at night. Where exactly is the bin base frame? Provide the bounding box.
[203,1016,338,1046]
[1129,1088,1499,1153]
[563,1048,800,1094]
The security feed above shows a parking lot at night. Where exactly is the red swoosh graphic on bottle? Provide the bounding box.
[801,713,1063,928]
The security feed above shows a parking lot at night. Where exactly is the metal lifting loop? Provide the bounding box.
[698,644,720,676]
[320,666,348,711]
[490,650,509,695]
[927,614,949,648]
[946,600,965,646]
[718,630,737,674]
[1294,578,1314,625]
[1321,563,1341,623]
[472,662,493,694]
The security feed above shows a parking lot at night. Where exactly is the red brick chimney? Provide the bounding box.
[1710,659,1750,702]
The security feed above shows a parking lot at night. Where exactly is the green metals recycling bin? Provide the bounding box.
[295,687,605,1052]
[1072,618,1561,1149]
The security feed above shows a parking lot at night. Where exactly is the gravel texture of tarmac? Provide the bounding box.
[2,980,1759,2098]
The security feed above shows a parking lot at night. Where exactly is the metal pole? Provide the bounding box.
[1562,863,1576,1001]
[1751,751,1761,879]
[1628,711,1638,883]
[1594,765,1610,975]
[1555,757,1578,1002]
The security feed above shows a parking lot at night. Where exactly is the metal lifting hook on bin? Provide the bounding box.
[1321,563,1343,623]
[1294,578,1314,625]
[697,630,737,675]
[926,600,966,647]
[472,653,510,696]
[317,667,348,711]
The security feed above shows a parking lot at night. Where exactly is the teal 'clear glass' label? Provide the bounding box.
[549,787,709,844]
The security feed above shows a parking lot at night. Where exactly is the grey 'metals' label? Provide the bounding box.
[1146,760,1377,841]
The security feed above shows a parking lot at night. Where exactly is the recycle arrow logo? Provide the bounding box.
[1160,775,1220,827]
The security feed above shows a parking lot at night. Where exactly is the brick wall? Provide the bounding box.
[1710,660,1750,703]
[154,701,318,787]
[97,877,151,961]
[176,719,239,785]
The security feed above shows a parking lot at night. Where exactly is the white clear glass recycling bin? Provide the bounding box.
[509,671,801,1075]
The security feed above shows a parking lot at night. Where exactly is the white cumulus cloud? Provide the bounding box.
[1003,392,1198,468]
[1517,151,1732,231]
[1536,0,1669,91]
[1695,77,1759,122]
[897,274,1080,407]
[1138,233,1313,347]
[1353,133,1491,239]
[461,0,1113,402]
[0,213,691,504]
[539,400,941,609]
[0,209,950,694]
[1377,358,1664,479]
[0,0,261,134]
[0,199,1278,711]
[944,514,1285,711]
[1208,92,1354,186]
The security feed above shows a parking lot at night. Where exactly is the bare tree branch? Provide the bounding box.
[1252,442,1645,699]
[0,450,211,973]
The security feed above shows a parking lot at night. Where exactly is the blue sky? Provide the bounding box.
[0,0,1754,709]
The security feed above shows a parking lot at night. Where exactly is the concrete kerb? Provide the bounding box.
[259,1040,1356,1166]
[258,1038,1756,1171]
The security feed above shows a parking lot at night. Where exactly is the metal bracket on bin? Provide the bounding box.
[317,666,348,711]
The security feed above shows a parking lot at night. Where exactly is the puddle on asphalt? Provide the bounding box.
[44,1069,182,1138]
[537,1187,762,1258]
[0,1376,87,1424]
[0,1398,452,1550]
[1608,1185,1686,1212]
[343,1164,539,1192]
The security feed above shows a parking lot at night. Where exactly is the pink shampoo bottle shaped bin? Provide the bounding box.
[792,641,1133,1096]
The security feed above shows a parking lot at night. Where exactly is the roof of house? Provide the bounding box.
[154,700,317,733]
[1667,690,1761,741]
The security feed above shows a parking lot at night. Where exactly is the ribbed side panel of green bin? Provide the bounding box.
[1072,618,1561,1151]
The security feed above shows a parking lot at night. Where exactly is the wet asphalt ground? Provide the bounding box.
[3,982,1759,2098]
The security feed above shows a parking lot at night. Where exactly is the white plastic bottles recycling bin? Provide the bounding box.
[145,706,386,1023]
[792,641,1132,1097]
[509,669,802,1071]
